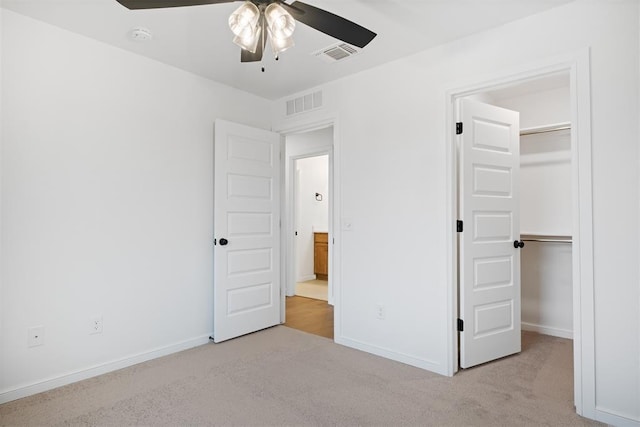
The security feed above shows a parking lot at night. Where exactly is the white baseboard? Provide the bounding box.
[0,335,210,405]
[335,335,446,376]
[297,274,316,282]
[595,408,640,427]
[522,322,573,339]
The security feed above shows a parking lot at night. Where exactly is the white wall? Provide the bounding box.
[520,240,572,336]
[497,86,571,129]
[519,130,573,337]
[274,1,639,423]
[295,155,329,282]
[0,10,272,401]
[518,129,572,236]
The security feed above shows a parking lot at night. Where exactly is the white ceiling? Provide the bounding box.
[1,0,573,100]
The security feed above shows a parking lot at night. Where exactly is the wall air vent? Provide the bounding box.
[285,91,323,117]
[313,43,359,63]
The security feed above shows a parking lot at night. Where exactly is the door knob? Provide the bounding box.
[219,238,228,246]
[513,240,525,248]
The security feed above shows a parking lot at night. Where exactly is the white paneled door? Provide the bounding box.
[458,99,521,368]
[213,119,281,343]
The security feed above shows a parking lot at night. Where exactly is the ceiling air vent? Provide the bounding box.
[286,91,323,117]
[313,43,359,63]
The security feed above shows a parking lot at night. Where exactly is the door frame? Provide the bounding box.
[274,117,339,331]
[445,49,595,418]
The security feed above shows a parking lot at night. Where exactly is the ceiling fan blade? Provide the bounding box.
[287,1,376,48]
[277,1,305,16]
[115,0,236,10]
[240,26,265,63]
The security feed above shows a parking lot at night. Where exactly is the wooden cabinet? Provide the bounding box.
[314,232,328,280]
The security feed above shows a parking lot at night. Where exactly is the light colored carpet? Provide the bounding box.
[295,279,328,301]
[0,327,601,426]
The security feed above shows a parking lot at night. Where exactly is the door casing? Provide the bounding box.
[446,49,594,418]
[275,117,339,331]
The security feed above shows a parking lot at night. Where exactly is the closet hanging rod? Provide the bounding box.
[520,122,571,136]
[521,238,573,244]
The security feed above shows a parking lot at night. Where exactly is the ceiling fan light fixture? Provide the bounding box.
[228,1,259,38]
[232,23,261,53]
[265,3,295,40]
[270,34,294,55]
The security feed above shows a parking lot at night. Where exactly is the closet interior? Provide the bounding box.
[483,73,573,340]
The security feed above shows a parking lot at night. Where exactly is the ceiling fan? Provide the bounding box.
[115,0,377,63]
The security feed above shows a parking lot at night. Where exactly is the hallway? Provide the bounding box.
[284,296,333,339]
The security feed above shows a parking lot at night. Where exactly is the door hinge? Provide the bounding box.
[214,238,217,245]
[457,318,464,332]
[456,122,463,135]
[456,220,463,232]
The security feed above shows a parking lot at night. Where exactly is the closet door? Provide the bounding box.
[458,99,521,368]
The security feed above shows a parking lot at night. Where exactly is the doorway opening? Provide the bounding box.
[447,51,595,417]
[281,126,334,339]
[293,155,329,300]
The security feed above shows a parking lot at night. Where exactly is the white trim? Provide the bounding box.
[273,114,338,135]
[335,336,446,375]
[0,7,4,408]
[521,322,572,340]
[0,335,210,405]
[445,91,459,376]
[297,274,317,283]
[445,48,594,419]
[569,49,595,419]
[594,409,640,427]
[638,5,640,423]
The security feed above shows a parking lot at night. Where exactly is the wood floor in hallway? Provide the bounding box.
[284,296,333,339]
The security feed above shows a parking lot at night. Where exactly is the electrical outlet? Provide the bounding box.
[28,326,45,347]
[375,304,385,320]
[90,316,103,335]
